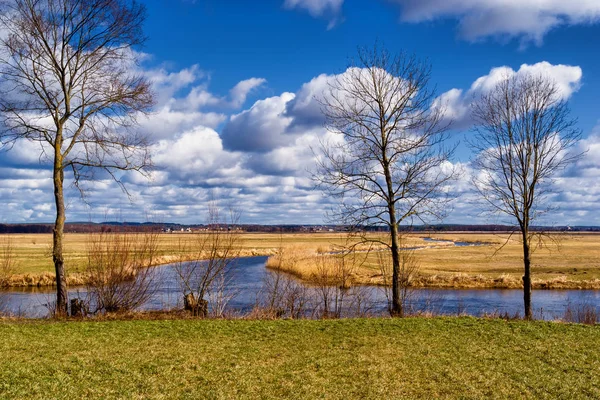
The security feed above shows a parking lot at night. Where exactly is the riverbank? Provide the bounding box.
[3,249,277,288]
[3,232,600,289]
[0,317,598,399]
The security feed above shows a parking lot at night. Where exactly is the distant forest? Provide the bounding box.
[1,223,598,234]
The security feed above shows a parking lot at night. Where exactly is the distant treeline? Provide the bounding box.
[1,222,599,234]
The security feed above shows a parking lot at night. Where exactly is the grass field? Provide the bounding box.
[0,232,349,275]
[2,232,600,288]
[0,317,598,399]
[267,232,600,289]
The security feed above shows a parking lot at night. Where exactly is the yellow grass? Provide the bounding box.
[2,232,600,289]
[265,232,600,289]
[1,232,349,287]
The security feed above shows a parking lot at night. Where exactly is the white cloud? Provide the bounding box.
[142,63,266,113]
[392,0,600,44]
[135,65,266,141]
[284,73,330,131]
[139,106,227,140]
[153,126,243,185]
[283,0,344,29]
[175,77,266,111]
[1,58,598,226]
[229,78,268,108]
[221,93,296,153]
[435,62,583,129]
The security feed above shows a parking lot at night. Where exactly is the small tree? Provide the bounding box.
[316,45,455,316]
[470,73,581,319]
[0,0,154,314]
[174,204,242,318]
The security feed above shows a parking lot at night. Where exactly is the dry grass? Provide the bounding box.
[3,232,600,289]
[266,232,600,289]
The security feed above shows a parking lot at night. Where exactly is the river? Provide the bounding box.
[1,256,599,320]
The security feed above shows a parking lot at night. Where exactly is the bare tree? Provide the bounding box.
[174,204,242,318]
[470,73,581,319]
[0,0,154,314]
[316,45,455,316]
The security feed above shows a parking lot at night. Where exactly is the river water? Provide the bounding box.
[1,256,599,320]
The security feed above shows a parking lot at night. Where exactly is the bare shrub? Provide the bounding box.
[346,285,375,318]
[0,237,16,313]
[174,204,242,318]
[259,233,313,319]
[563,302,598,325]
[261,268,311,319]
[313,253,356,318]
[0,237,15,288]
[206,270,239,318]
[85,230,159,314]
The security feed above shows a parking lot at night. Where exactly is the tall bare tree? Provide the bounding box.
[0,0,154,314]
[470,73,581,319]
[316,46,455,316]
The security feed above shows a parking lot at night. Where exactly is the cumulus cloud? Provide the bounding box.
[391,0,600,44]
[153,126,243,185]
[243,130,333,177]
[229,78,268,108]
[435,62,583,129]
[175,77,266,112]
[283,0,344,29]
[538,127,600,224]
[138,107,227,140]
[284,73,330,131]
[134,64,266,141]
[0,57,597,226]
[221,93,296,153]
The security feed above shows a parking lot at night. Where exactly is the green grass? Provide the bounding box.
[0,317,599,399]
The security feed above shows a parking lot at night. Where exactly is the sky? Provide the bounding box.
[1,0,600,226]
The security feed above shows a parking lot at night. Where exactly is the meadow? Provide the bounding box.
[0,317,598,399]
[2,232,600,289]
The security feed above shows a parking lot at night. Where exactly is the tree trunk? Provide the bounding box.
[521,230,532,319]
[383,150,402,317]
[388,202,402,317]
[52,157,67,315]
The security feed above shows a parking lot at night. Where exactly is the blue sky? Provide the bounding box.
[1,0,600,225]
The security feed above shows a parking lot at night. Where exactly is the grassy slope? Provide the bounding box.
[1,317,599,399]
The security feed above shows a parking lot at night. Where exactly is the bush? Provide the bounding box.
[85,230,159,313]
